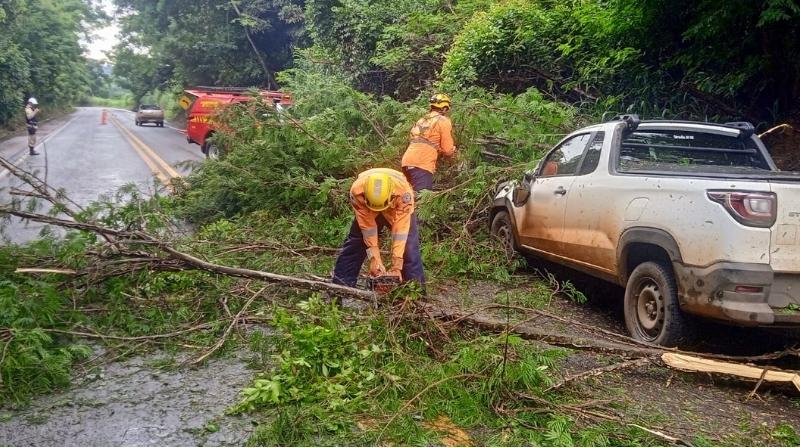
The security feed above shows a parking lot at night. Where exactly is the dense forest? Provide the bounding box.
[0,0,106,127]
[3,0,799,126]
[113,0,800,124]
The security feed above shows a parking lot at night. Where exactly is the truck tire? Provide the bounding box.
[205,142,221,160]
[624,261,695,347]
[158,122,164,127]
[490,210,518,261]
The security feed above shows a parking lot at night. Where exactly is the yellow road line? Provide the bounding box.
[109,114,180,188]
[111,114,181,178]
[109,115,171,187]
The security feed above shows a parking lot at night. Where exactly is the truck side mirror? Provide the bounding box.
[512,185,530,206]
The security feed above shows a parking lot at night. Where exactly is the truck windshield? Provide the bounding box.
[140,105,160,110]
[618,129,771,173]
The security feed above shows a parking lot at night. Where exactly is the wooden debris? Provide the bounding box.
[661,353,800,392]
[758,123,794,138]
[628,423,690,446]
[545,356,656,392]
[15,267,78,275]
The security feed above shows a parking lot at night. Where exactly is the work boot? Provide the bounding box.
[29,147,39,156]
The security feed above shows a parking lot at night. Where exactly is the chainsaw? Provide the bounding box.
[366,274,401,294]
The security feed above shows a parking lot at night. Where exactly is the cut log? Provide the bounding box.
[661,353,800,391]
[15,268,78,275]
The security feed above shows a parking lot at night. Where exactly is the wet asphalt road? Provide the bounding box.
[0,107,204,243]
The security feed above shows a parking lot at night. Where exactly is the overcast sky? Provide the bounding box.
[84,0,120,61]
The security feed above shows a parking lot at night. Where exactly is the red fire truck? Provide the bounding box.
[182,87,291,159]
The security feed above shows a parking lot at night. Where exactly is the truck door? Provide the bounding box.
[518,133,592,254]
[560,132,617,273]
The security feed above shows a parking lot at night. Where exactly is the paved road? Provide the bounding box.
[0,107,204,243]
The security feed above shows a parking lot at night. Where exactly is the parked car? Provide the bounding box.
[490,115,800,346]
[135,104,164,127]
[182,87,291,159]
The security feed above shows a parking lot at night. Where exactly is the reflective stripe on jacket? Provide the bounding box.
[349,168,415,262]
[401,111,455,173]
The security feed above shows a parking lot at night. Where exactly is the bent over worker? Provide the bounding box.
[401,93,456,191]
[332,168,425,286]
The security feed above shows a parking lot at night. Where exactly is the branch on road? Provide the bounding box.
[0,154,85,218]
[4,159,800,378]
[0,204,374,301]
[0,154,121,243]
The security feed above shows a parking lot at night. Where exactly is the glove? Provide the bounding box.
[368,247,386,276]
[369,258,386,276]
[387,267,402,281]
[391,256,405,271]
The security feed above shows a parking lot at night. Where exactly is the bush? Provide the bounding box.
[0,236,93,403]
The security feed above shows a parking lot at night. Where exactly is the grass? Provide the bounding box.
[229,295,671,446]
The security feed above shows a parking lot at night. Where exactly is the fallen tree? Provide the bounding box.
[8,202,800,370]
[4,153,799,398]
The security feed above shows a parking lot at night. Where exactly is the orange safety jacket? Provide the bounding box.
[350,168,415,262]
[401,111,455,173]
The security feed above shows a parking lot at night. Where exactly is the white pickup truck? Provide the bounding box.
[490,115,800,346]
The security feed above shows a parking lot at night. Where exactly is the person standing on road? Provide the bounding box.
[25,97,40,156]
[401,93,456,192]
[332,168,425,287]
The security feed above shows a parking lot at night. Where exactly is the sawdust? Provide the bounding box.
[356,417,379,432]
[422,415,473,446]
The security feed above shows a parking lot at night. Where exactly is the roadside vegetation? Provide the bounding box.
[0,1,107,129]
[2,0,800,445]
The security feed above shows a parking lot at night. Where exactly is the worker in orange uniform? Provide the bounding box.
[401,93,456,192]
[332,168,425,286]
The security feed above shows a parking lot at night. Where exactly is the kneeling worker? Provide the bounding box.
[332,168,425,286]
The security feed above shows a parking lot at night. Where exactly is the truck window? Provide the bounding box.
[578,132,604,175]
[618,130,770,173]
[540,133,591,177]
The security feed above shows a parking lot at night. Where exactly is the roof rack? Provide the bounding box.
[723,121,755,138]
[190,86,258,93]
[608,114,640,131]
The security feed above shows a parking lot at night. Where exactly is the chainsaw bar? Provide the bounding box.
[366,275,401,294]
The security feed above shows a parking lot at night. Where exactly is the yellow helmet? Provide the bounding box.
[364,172,394,212]
[429,93,451,109]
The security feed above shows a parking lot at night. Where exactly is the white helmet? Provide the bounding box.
[28,97,38,105]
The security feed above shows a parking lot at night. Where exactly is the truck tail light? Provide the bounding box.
[707,191,776,228]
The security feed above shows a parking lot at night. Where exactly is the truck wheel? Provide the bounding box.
[490,210,518,261]
[624,261,695,347]
[159,122,164,127]
[205,142,221,160]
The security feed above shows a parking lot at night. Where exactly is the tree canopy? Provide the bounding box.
[111,0,305,103]
[0,0,104,126]
[111,0,800,122]
[2,0,800,126]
